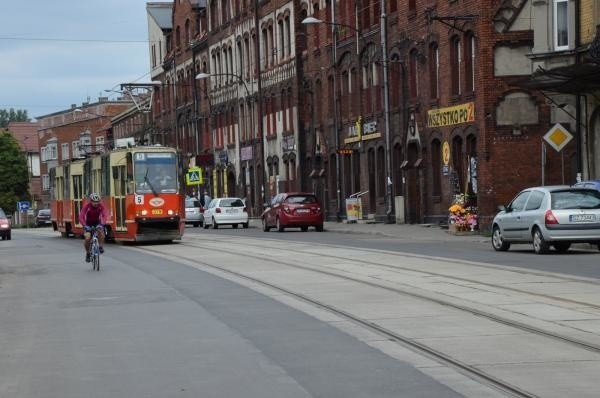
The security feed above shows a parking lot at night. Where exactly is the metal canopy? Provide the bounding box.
[511,62,600,94]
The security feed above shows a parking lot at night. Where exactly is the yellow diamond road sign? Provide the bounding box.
[543,123,573,152]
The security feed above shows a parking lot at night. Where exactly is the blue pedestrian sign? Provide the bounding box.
[18,201,30,212]
[185,167,203,186]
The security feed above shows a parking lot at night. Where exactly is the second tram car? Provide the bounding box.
[50,146,185,242]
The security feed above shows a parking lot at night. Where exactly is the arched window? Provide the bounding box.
[452,135,464,192]
[377,146,385,197]
[409,49,419,99]
[431,139,441,196]
[429,43,439,99]
[450,36,462,96]
[464,32,476,93]
[185,19,191,45]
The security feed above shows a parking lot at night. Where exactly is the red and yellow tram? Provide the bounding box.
[50,146,186,242]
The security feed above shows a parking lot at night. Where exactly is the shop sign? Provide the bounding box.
[442,141,450,165]
[427,102,475,128]
[282,135,296,152]
[543,123,573,152]
[218,151,228,164]
[241,146,253,161]
[196,154,214,167]
[345,119,380,144]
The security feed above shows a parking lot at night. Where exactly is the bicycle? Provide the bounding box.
[87,226,103,271]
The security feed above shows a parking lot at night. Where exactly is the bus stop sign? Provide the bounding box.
[18,201,30,212]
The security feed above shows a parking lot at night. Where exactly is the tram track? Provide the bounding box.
[134,237,600,397]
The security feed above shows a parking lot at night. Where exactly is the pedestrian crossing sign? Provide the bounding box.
[186,167,203,185]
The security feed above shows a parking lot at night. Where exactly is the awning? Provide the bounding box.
[509,61,600,94]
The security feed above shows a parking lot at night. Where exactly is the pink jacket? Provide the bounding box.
[79,202,109,226]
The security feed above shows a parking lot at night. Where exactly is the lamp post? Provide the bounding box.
[303,6,394,223]
[302,13,365,221]
[195,72,261,205]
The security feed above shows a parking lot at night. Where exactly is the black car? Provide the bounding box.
[36,209,52,227]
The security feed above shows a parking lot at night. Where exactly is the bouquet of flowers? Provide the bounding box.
[448,203,467,228]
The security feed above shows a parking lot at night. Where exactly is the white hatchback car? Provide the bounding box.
[203,197,249,229]
[491,186,600,254]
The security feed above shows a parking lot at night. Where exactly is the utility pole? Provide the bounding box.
[254,0,266,212]
[332,0,341,221]
[380,0,394,223]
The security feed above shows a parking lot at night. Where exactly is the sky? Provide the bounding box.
[0,1,153,120]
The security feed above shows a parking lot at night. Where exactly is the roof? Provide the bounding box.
[147,2,173,30]
[3,122,39,152]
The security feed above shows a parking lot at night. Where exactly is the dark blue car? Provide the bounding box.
[573,180,600,191]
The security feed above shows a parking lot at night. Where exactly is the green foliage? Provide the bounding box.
[0,132,29,213]
[0,108,30,128]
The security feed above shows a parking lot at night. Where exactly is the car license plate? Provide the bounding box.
[226,208,237,214]
[296,208,310,213]
[569,214,596,222]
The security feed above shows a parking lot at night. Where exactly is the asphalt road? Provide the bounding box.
[0,230,463,398]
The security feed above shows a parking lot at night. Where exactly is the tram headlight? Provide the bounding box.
[168,209,174,215]
[141,210,148,216]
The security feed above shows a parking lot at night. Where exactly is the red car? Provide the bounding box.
[262,192,324,232]
[0,208,11,240]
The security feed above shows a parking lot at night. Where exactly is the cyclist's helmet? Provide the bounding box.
[89,193,101,202]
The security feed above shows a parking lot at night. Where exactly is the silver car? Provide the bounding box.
[491,186,600,254]
[185,198,204,227]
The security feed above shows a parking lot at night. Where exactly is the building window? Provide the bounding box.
[554,0,569,50]
[61,143,69,161]
[464,33,475,93]
[42,174,50,191]
[72,141,79,159]
[429,43,439,99]
[409,49,419,99]
[431,139,441,196]
[47,141,58,160]
[450,36,462,96]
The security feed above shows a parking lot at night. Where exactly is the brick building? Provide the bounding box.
[145,0,596,228]
[2,122,42,211]
[36,100,135,206]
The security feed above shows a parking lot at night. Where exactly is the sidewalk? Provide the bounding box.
[322,220,489,243]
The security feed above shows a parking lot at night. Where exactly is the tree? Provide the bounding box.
[0,131,29,213]
[0,108,30,128]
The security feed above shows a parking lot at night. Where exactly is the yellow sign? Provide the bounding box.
[543,123,573,152]
[442,141,450,165]
[427,102,475,128]
[186,167,203,186]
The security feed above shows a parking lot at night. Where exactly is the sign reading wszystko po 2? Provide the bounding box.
[427,102,475,128]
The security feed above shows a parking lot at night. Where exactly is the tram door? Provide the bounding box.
[112,165,127,231]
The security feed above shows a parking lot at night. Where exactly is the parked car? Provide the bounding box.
[0,208,11,240]
[185,198,204,227]
[36,209,52,227]
[491,185,600,254]
[203,197,248,229]
[262,192,324,232]
[573,179,600,191]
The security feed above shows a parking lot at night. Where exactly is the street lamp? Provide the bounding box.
[302,6,394,223]
[195,72,264,210]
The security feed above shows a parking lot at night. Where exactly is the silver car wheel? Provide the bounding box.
[492,226,510,251]
[532,229,549,254]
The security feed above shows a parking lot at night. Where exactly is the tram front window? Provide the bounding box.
[134,152,178,194]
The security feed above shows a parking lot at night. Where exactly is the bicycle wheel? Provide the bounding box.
[93,251,100,271]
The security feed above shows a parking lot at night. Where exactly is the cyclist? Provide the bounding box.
[79,193,108,262]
